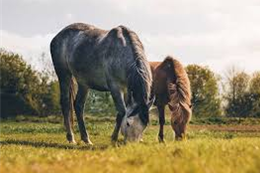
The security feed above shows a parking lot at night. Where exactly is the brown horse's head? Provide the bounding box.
[169,102,192,140]
[168,81,191,140]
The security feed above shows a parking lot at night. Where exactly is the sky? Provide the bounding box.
[0,0,260,75]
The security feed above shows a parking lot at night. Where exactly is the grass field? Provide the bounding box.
[0,116,260,173]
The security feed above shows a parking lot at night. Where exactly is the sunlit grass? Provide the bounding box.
[0,119,260,173]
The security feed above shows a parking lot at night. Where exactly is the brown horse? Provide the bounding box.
[150,56,192,141]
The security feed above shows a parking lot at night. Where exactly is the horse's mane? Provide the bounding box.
[165,56,192,124]
[120,26,152,125]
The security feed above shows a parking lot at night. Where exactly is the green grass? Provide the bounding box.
[0,118,260,173]
[8,113,260,126]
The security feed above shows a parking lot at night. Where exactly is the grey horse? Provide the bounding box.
[50,23,153,144]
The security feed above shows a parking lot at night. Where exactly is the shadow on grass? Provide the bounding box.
[0,139,110,151]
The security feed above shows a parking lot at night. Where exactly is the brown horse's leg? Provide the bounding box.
[74,84,92,145]
[58,75,76,143]
[157,105,165,142]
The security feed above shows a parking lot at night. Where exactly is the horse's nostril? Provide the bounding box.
[127,122,130,126]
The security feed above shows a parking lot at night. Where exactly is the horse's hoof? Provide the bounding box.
[175,137,186,141]
[69,140,77,144]
[111,141,118,147]
[85,142,93,146]
[111,139,117,143]
[111,135,118,142]
[158,137,165,143]
[159,140,165,143]
[83,138,93,145]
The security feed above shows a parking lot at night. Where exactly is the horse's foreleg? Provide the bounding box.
[157,105,165,142]
[110,87,126,142]
[74,85,92,145]
[59,76,76,143]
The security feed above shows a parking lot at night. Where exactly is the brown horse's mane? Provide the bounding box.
[164,56,192,124]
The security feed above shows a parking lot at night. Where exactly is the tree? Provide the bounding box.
[186,64,222,118]
[39,52,57,80]
[37,52,61,116]
[223,67,260,118]
[40,80,61,116]
[223,68,250,117]
[0,49,60,118]
[248,72,260,117]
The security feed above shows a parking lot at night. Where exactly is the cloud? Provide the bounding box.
[65,13,74,22]
[1,0,260,74]
[1,30,55,69]
[140,27,259,74]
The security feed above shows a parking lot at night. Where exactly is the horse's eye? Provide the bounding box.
[127,122,130,127]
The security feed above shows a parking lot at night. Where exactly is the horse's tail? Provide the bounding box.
[166,56,192,124]
[121,26,152,125]
[69,77,77,128]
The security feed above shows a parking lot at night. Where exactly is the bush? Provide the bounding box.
[0,49,60,118]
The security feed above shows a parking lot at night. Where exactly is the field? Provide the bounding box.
[0,116,260,173]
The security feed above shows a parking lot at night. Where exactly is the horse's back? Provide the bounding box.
[50,23,107,76]
[150,60,174,106]
[50,23,150,94]
[50,23,131,90]
[149,62,161,70]
[50,23,106,57]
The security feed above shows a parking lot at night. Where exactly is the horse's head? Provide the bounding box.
[168,103,192,140]
[121,98,155,142]
[121,112,145,142]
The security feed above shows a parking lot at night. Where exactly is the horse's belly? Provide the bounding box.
[87,83,109,91]
[73,71,109,91]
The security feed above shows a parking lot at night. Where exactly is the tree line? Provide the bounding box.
[0,49,260,118]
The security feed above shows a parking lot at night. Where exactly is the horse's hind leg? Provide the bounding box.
[157,105,165,142]
[58,74,76,143]
[74,84,93,145]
